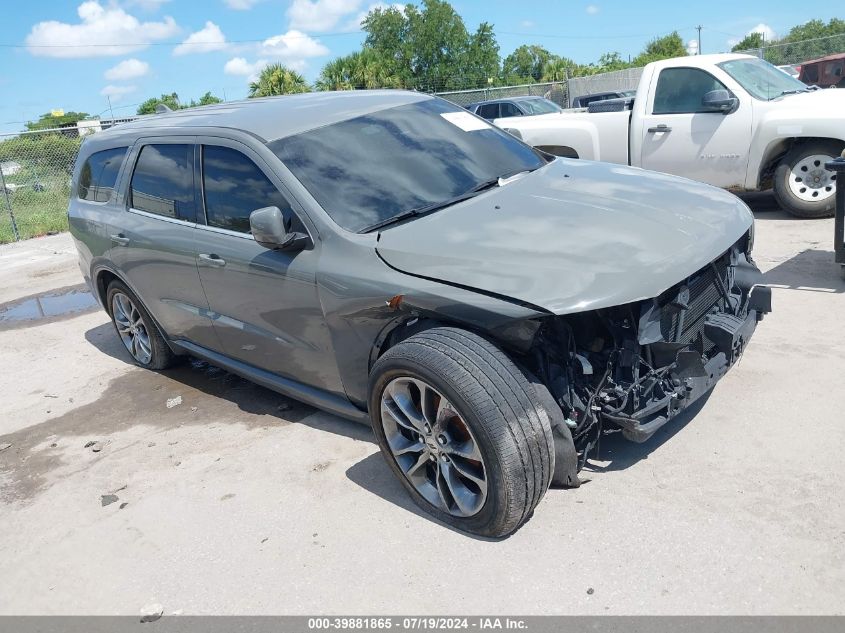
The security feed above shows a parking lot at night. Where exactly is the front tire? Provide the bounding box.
[106,280,176,370]
[368,327,554,538]
[773,141,842,218]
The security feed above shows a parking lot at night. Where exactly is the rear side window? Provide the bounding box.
[500,102,522,117]
[129,144,196,222]
[477,103,499,119]
[77,147,127,202]
[201,145,293,234]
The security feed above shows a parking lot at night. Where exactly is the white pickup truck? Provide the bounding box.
[496,53,845,218]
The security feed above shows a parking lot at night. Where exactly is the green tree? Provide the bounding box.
[632,31,687,66]
[731,32,765,52]
[137,93,182,114]
[465,22,500,85]
[248,63,310,97]
[361,0,495,90]
[136,92,223,114]
[541,56,577,82]
[191,92,223,107]
[316,55,357,91]
[502,44,552,82]
[25,111,91,131]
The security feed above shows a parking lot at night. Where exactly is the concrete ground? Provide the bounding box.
[1,194,843,615]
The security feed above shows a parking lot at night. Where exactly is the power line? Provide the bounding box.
[0,30,365,49]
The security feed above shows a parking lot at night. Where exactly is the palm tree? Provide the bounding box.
[248,64,310,98]
[541,57,574,82]
[315,56,355,91]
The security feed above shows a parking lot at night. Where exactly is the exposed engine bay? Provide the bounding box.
[525,235,772,479]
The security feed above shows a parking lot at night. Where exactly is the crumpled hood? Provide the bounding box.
[376,159,753,314]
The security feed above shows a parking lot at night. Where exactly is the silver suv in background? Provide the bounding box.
[69,91,770,537]
[465,96,562,120]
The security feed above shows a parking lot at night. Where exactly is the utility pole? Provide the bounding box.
[107,95,115,124]
[696,25,703,55]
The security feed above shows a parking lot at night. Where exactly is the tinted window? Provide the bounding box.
[202,145,292,234]
[500,102,522,117]
[130,144,196,221]
[653,68,728,114]
[477,103,499,119]
[78,147,127,202]
[270,99,545,233]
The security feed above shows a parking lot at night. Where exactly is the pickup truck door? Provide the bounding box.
[636,66,752,189]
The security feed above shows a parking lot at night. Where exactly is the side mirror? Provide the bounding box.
[702,89,738,114]
[249,206,309,251]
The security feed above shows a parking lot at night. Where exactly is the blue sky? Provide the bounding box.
[0,0,837,134]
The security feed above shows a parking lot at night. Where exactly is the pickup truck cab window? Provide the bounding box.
[129,143,196,222]
[652,67,729,114]
[201,145,294,234]
[500,102,523,117]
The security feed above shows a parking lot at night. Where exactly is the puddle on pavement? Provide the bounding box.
[0,321,371,503]
[0,284,99,330]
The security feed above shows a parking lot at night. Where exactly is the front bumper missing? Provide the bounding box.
[607,284,770,443]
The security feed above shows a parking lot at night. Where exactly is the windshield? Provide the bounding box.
[517,98,561,115]
[718,57,809,100]
[269,98,544,232]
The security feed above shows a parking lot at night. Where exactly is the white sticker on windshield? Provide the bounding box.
[440,111,492,131]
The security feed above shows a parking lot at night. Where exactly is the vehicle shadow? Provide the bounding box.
[345,453,512,542]
[761,248,844,293]
[83,321,373,442]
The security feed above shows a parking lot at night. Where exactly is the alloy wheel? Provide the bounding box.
[112,292,152,365]
[380,376,488,517]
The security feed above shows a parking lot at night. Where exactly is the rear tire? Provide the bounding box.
[773,141,842,218]
[106,280,176,370]
[368,327,554,538]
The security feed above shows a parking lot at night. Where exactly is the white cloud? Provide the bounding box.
[223,0,260,8]
[25,1,179,58]
[224,56,269,79]
[520,20,535,29]
[749,23,776,42]
[173,21,227,55]
[104,58,150,80]
[586,4,599,15]
[100,84,138,101]
[260,30,329,60]
[686,39,699,55]
[287,0,362,32]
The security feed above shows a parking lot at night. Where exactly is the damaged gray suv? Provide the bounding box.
[69,91,771,537]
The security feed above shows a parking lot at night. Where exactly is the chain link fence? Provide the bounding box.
[735,33,845,67]
[567,67,645,107]
[0,128,83,243]
[435,81,569,108]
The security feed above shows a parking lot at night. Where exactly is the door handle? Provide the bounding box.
[647,124,672,133]
[198,253,226,267]
[110,233,130,246]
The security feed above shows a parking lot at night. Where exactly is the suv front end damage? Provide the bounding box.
[526,235,771,471]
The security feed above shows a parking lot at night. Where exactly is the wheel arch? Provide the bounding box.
[757,136,845,189]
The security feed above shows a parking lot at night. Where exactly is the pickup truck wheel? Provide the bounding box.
[774,142,842,218]
[368,327,554,538]
[106,280,176,370]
